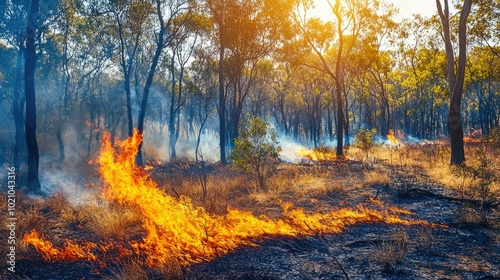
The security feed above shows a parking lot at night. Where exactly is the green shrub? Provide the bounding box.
[355,128,377,160]
[230,116,281,188]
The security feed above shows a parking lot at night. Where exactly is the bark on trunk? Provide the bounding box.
[333,0,345,157]
[25,0,41,191]
[136,0,166,166]
[169,55,177,159]
[218,36,227,164]
[436,0,472,165]
[13,44,25,172]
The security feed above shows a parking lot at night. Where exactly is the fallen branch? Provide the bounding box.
[398,188,500,209]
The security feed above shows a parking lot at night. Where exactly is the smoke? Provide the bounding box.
[177,129,221,162]
[38,124,97,205]
[39,165,97,205]
[277,136,309,163]
[0,99,14,158]
[142,121,221,163]
[318,136,356,148]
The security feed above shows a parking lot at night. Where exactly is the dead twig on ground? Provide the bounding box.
[303,221,349,280]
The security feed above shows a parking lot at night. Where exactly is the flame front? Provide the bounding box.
[297,148,336,162]
[24,130,436,268]
[387,129,401,145]
[23,230,99,262]
[463,136,485,143]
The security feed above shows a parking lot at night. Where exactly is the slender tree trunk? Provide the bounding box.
[344,93,349,145]
[333,0,345,157]
[13,44,25,172]
[115,13,136,138]
[436,0,472,165]
[136,0,166,166]
[124,74,134,137]
[25,0,41,191]
[218,34,227,164]
[169,55,177,160]
[136,32,164,165]
[176,62,185,142]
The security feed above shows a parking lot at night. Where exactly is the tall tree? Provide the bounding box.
[331,0,345,156]
[295,0,395,156]
[93,0,151,137]
[25,0,41,191]
[135,0,189,165]
[0,1,28,172]
[167,13,204,160]
[435,0,473,165]
[206,0,228,164]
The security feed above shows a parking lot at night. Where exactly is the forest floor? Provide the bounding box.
[2,142,500,280]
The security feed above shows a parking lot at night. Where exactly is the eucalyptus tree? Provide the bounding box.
[0,1,29,172]
[91,0,154,137]
[188,49,218,161]
[92,0,192,165]
[469,0,500,56]
[167,12,209,160]
[45,0,115,162]
[294,0,396,156]
[134,0,192,165]
[24,0,41,191]
[464,46,500,135]
[435,0,474,165]
[205,0,295,163]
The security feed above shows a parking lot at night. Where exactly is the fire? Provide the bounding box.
[387,129,402,146]
[297,147,336,162]
[23,230,99,262]
[24,130,438,268]
[463,136,486,143]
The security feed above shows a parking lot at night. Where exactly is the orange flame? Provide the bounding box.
[463,136,485,143]
[24,130,437,268]
[387,129,401,145]
[23,230,99,262]
[297,147,336,162]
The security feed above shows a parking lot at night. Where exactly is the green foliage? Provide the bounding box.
[230,116,281,188]
[355,128,378,153]
[488,126,500,149]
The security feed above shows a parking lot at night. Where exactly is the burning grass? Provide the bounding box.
[298,145,337,162]
[21,130,438,274]
[79,203,142,240]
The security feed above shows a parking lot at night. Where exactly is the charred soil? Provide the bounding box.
[3,144,500,280]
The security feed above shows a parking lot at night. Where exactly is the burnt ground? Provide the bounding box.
[3,160,500,280]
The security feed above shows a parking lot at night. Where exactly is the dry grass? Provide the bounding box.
[105,260,149,280]
[248,165,345,203]
[163,168,243,215]
[8,141,499,279]
[371,142,499,226]
[16,195,53,254]
[371,142,499,200]
[362,170,391,188]
[457,206,489,227]
[373,229,410,269]
[415,226,434,250]
[79,203,142,240]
